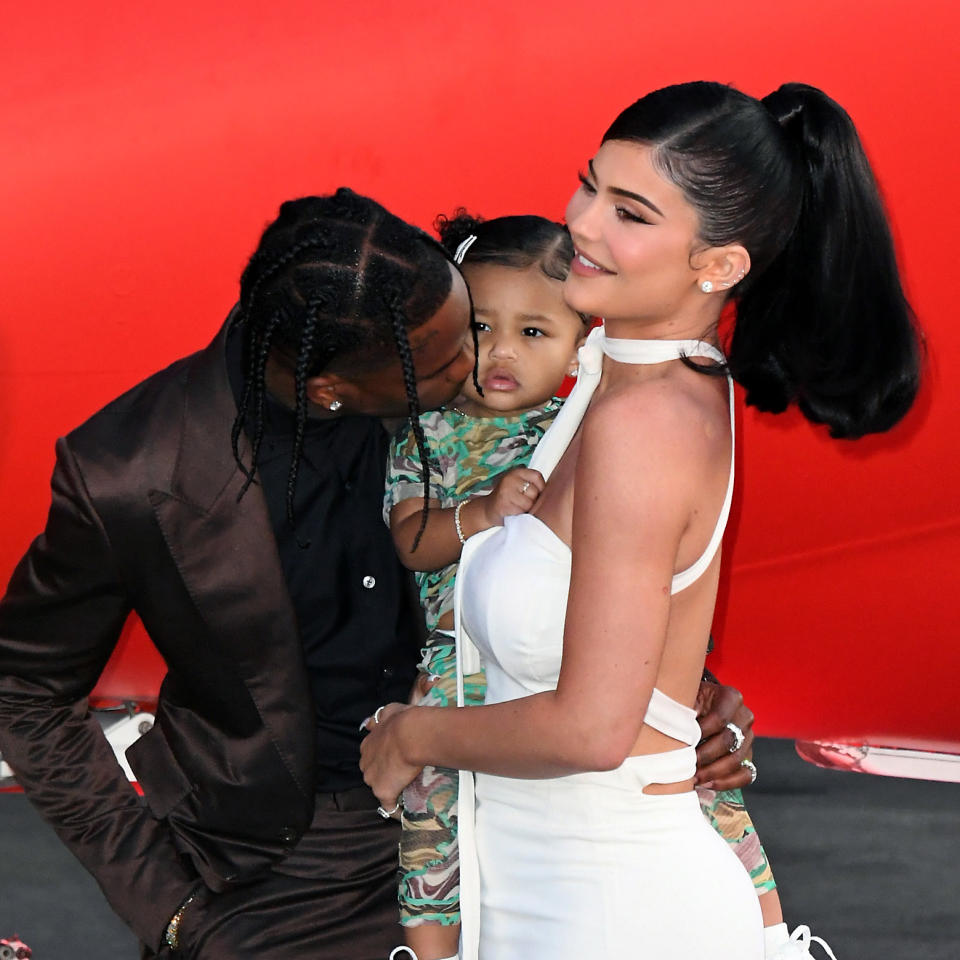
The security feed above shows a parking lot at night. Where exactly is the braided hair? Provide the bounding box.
[231,189,455,545]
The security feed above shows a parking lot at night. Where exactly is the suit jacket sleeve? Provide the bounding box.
[0,437,198,949]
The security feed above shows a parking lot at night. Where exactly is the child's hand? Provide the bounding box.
[480,467,545,527]
[413,672,436,701]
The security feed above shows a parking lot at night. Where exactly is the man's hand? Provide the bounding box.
[694,681,755,790]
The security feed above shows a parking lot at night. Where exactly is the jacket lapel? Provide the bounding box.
[149,311,315,790]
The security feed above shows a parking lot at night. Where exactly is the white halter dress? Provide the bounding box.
[453,327,762,960]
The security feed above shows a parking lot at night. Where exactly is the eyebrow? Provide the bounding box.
[411,328,438,352]
[418,346,464,381]
[518,313,560,324]
[474,307,563,325]
[589,159,664,217]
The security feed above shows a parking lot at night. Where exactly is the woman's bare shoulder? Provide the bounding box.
[581,372,728,478]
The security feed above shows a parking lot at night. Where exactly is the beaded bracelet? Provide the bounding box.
[454,500,468,545]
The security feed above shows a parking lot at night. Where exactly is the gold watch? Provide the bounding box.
[164,892,198,951]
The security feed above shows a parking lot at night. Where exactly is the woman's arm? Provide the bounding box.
[362,383,720,802]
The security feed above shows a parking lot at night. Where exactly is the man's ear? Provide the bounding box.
[305,373,344,410]
[695,245,751,293]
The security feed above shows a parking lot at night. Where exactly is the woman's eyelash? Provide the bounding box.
[616,207,651,225]
[578,171,649,224]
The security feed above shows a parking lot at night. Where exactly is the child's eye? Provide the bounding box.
[471,320,491,333]
[522,327,546,338]
[577,171,596,195]
[616,206,650,225]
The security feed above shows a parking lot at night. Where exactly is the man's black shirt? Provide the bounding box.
[227,329,421,791]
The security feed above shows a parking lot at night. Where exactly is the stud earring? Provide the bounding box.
[329,400,343,412]
[570,365,579,378]
[700,280,714,294]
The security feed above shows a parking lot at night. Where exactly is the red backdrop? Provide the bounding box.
[1,1,956,749]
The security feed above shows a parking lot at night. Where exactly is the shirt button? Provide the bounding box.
[362,575,376,589]
[279,826,297,845]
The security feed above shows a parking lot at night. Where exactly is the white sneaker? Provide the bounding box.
[768,924,838,960]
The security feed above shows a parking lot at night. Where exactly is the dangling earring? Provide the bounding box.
[700,280,714,294]
[569,364,579,379]
[329,400,343,412]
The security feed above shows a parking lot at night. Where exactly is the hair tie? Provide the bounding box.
[453,234,478,264]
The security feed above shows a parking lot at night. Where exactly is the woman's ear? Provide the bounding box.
[695,245,751,294]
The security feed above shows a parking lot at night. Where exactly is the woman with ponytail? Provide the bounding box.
[598,81,918,437]
[362,83,919,960]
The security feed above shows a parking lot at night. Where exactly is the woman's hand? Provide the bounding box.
[359,703,423,811]
[693,681,756,790]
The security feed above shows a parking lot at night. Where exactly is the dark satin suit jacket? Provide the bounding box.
[0,316,319,947]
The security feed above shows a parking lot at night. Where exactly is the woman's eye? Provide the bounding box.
[522,327,546,338]
[616,206,650,225]
[577,171,596,195]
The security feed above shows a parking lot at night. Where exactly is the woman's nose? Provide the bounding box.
[565,191,600,245]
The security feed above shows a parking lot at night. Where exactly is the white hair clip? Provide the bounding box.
[453,234,478,264]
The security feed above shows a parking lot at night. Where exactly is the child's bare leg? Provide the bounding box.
[758,888,783,926]
[695,785,778,911]
[405,922,460,960]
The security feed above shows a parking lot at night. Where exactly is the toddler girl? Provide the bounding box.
[384,211,586,960]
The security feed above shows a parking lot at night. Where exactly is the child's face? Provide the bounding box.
[458,263,585,417]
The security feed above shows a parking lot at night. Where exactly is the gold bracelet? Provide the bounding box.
[454,499,468,544]
[164,892,197,950]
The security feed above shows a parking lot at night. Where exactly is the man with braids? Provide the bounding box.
[0,190,475,958]
[0,188,755,959]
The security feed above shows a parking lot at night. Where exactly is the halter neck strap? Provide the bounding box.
[602,332,726,365]
[529,325,726,481]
